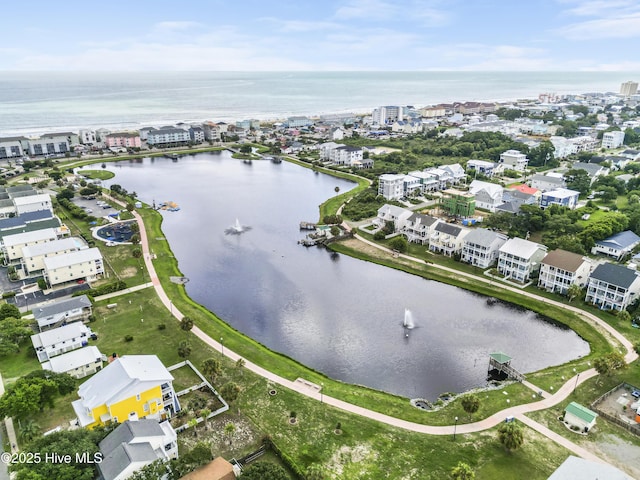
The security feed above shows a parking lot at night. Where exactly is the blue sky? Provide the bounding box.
[1,0,638,71]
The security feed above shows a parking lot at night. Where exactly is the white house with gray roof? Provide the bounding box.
[374,204,412,230]
[33,294,92,331]
[591,230,640,261]
[403,212,440,245]
[429,222,469,256]
[146,127,191,146]
[2,227,58,263]
[378,174,406,200]
[42,345,104,379]
[530,173,566,192]
[572,162,610,183]
[469,180,504,212]
[585,263,640,311]
[21,237,84,275]
[461,229,508,268]
[497,238,548,283]
[31,322,93,362]
[97,419,178,480]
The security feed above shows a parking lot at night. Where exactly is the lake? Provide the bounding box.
[90,151,589,400]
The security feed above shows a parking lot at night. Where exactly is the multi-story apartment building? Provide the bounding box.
[374,204,412,230]
[538,249,591,295]
[378,174,405,200]
[33,294,93,331]
[497,238,548,283]
[78,129,97,145]
[620,81,638,98]
[105,132,142,149]
[30,322,93,362]
[2,227,59,263]
[21,237,83,276]
[0,137,27,159]
[43,247,104,287]
[403,212,440,245]
[469,180,504,212]
[147,128,191,146]
[602,131,625,149]
[333,146,364,166]
[499,149,529,172]
[461,229,508,269]
[372,106,403,125]
[585,263,640,311]
[466,159,496,177]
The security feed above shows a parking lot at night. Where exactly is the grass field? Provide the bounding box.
[77,169,115,180]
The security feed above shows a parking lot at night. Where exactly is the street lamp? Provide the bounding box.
[573,368,580,392]
[320,382,324,404]
[453,416,458,441]
[220,337,224,357]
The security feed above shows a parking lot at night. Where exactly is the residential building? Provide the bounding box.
[78,130,97,145]
[419,106,446,118]
[72,355,180,428]
[497,238,548,283]
[530,173,566,192]
[540,188,580,210]
[469,180,504,212]
[138,127,156,141]
[429,222,468,256]
[505,184,541,203]
[2,227,58,263]
[439,163,466,184]
[538,249,591,295]
[28,133,75,156]
[43,247,104,287]
[466,159,496,177]
[499,149,529,172]
[286,116,313,128]
[333,146,364,166]
[21,236,83,275]
[374,204,412,230]
[97,419,178,480]
[585,263,640,311]
[591,230,640,260]
[620,149,640,161]
[31,322,93,362]
[439,189,475,217]
[13,193,53,215]
[407,170,440,192]
[0,209,55,234]
[571,162,610,183]
[0,137,27,159]
[378,174,405,200]
[549,136,577,159]
[403,212,440,245]
[105,133,142,149]
[147,128,191,146]
[563,402,598,432]
[95,128,112,142]
[33,294,93,331]
[189,126,205,143]
[602,130,625,149]
[318,142,343,162]
[620,81,639,98]
[461,229,508,268]
[372,106,403,125]
[42,345,104,379]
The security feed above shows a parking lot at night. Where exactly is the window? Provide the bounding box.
[136,394,141,401]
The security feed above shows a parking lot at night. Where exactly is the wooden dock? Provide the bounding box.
[488,352,525,382]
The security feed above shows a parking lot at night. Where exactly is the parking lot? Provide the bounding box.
[71,196,119,217]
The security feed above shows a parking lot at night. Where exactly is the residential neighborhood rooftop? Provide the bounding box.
[541,249,587,273]
[589,263,639,289]
[33,294,91,320]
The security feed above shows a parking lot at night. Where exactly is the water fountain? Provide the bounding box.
[403,308,415,337]
[225,219,251,235]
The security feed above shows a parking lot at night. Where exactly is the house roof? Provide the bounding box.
[495,201,522,214]
[463,228,504,247]
[98,441,158,480]
[589,263,639,289]
[0,210,53,230]
[12,194,51,207]
[179,457,236,480]
[0,218,61,243]
[594,230,640,251]
[499,237,545,259]
[508,184,539,195]
[43,346,103,374]
[407,212,439,227]
[530,173,565,185]
[548,455,632,480]
[33,295,91,320]
[489,352,511,364]
[541,188,580,199]
[564,402,598,423]
[77,355,174,410]
[435,222,462,236]
[22,237,82,258]
[572,162,606,177]
[541,249,587,273]
[99,419,166,455]
[3,227,57,247]
[469,180,503,198]
[43,247,102,270]
[31,322,90,349]
[377,204,410,218]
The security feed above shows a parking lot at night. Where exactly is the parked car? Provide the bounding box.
[632,389,640,398]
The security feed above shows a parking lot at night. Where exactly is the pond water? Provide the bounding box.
[87,152,590,400]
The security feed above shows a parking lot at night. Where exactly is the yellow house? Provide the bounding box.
[72,355,180,428]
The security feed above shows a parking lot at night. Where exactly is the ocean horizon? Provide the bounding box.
[1,70,638,136]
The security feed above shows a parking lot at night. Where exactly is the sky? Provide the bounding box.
[1,0,639,71]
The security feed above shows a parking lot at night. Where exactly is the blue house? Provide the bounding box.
[540,188,580,210]
[591,230,640,260]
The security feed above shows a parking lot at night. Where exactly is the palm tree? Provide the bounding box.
[224,422,236,445]
[178,340,192,359]
[202,358,221,383]
[451,462,475,480]
[180,316,194,332]
[498,421,524,452]
[567,283,582,303]
[188,418,198,438]
[461,394,480,418]
[200,408,211,430]
[19,420,40,443]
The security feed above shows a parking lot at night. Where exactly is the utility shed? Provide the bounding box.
[564,402,598,432]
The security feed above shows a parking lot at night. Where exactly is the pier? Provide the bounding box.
[488,352,525,382]
[299,221,317,230]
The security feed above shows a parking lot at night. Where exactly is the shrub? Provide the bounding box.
[158,324,166,331]
[290,411,297,419]
[373,230,385,240]
[124,335,134,342]
[37,278,47,290]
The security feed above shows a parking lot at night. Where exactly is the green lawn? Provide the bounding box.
[77,169,115,180]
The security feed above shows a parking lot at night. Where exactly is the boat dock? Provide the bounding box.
[488,352,525,382]
[300,221,317,230]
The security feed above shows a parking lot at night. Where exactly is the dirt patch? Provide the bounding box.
[594,433,640,479]
[327,443,376,477]
[179,415,260,453]
[119,266,138,278]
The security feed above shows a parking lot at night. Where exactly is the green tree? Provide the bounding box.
[241,462,289,480]
[220,382,241,403]
[306,463,327,480]
[461,394,480,417]
[200,408,211,430]
[0,303,21,320]
[240,144,252,154]
[132,248,142,259]
[180,316,194,332]
[19,420,40,443]
[567,283,583,302]
[564,169,591,196]
[126,203,134,212]
[130,234,140,245]
[177,341,192,359]
[0,317,34,355]
[388,236,408,253]
[528,140,556,167]
[201,358,221,383]
[618,310,632,323]
[498,421,524,452]
[330,225,341,236]
[224,422,236,445]
[451,461,475,480]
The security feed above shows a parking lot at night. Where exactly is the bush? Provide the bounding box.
[37,278,47,290]
[158,324,166,331]
[373,230,385,240]
[124,335,134,342]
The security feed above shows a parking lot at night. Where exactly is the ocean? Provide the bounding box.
[0,71,637,136]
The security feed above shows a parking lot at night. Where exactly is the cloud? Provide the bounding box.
[334,0,449,26]
[261,18,342,33]
[559,0,637,17]
[334,0,397,20]
[559,12,640,39]
[153,21,202,32]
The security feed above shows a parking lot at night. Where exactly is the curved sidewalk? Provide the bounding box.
[126,201,636,454]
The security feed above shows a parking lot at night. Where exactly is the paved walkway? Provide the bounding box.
[0,373,18,457]
[93,282,154,302]
[124,199,637,466]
